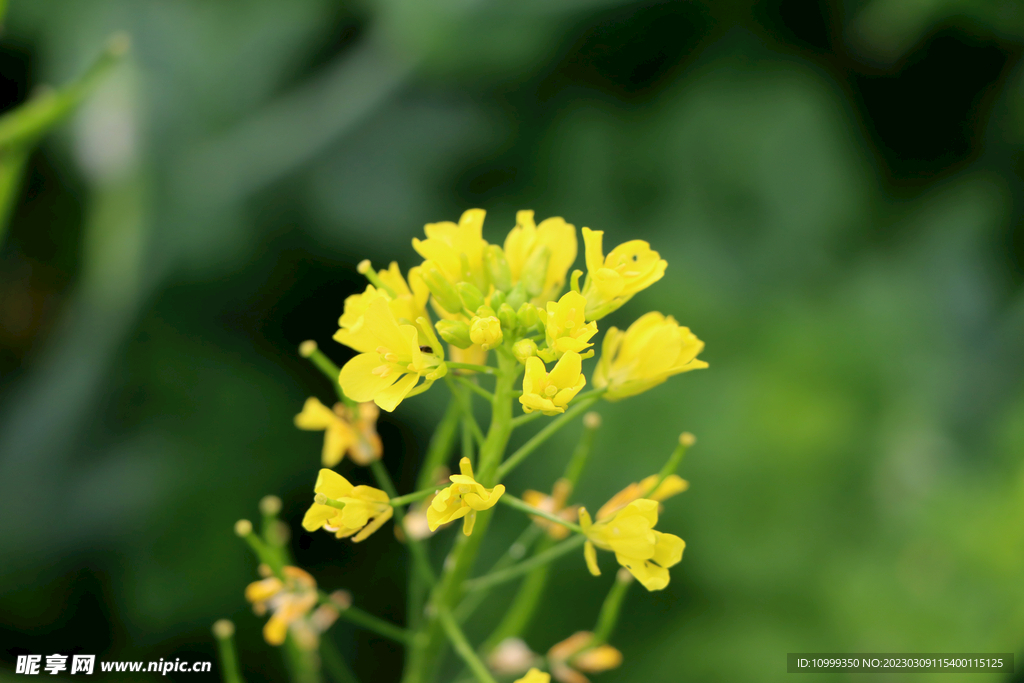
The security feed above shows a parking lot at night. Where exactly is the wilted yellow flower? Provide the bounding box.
[539,291,598,362]
[245,566,319,648]
[427,457,505,535]
[293,397,382,466]
[469,315,503,350]
[522,478,578,540]
[338,297,446,411]
[504,210,577,302]
[514,668,552,683]
[592,312,706,400]
[547,632,622,683]
[596,474,688,521]
[301,469,393,542]
[412,208,488,288]
[489,638,537,677]
[519,352,586,416]
[579,228,666,319]
[579,499,684,591]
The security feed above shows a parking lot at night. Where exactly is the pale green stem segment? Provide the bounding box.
[403,353,517,683]
[389,488,437,507]
[463,535,586,593]
[0,33,129,247]
[562,413,601,488]
[284,635,322,683]
[212,621,245,683]
[453,523,543,622]
[495,393,603,481]
[450,374,494,402]
[436,606,498,683]
[318,591,412,644]
[446,361,496,375]
[237,524,285,579]
[509,410,544,429]
[370,460,436,587]
[591,571,632,646]
[444,376,486,449]
[498,494,583,534]
[357,260,397,297]
[319,638,360,683]
[299,343,352,407]
[646,434,694,495]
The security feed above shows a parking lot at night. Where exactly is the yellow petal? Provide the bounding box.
[339,352,399,403]
[322,422,355,467]
[294,397,337,430]
[314,469,354,499]
[301,503,338,532]
[651,531,685,569]
[582,228,604,274]
[462,510,477,535]
[263,613,289,646]
[584,541,600,576]
[548,351,582,390]
[513,668,551,683]
[573,645,622,673]
[353,505,393,542]
[245,577,283,604]
[374,372,419,412]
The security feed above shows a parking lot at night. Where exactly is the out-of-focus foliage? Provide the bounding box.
[1,1,1022,682]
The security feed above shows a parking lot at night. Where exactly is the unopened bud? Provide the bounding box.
[329,589,353,610]
[356,259,372,274]
[680,432,696,447]
[487,637,535,676]
[422,263,463,314]
[470,316,503,350]
[299,340,317,357]
[497,303,518,331]
[521,245,551,297]
[484,245,512,291]
[616,567,634,584]
[505,283,527,310]
[435,319,472,349]
[512,338,538,363]
[583,412,602,429]
[314,493,328,505]
[457,282,485,312]
[234,519,253,537]
[259,495,282,516]
[212,619,235,639]
[517,302,539,329]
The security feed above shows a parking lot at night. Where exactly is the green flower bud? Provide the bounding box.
[435,319,472,349]
[484,245,512,292]
[490,290,507,310]
[517,302,539,330]
[422,263,463,314]
[475,304,495,318]
[512,338,538,363]
[505,283,527,310]
[498,302,518,331]
[457,282,485,312]
[520,244,550,297]
[470,316,503,350]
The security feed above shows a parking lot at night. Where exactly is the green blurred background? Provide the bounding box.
[2,0,1024,681]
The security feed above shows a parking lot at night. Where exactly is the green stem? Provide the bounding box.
[319,591,412,644]
[495,394,602,481]
[212,621,245,683]
[647,433,694,496]
[389,488,437,507]
[591,570,632,646]
[237,523,285,578]
[562,412,601,489]
[463,535,585,593]
[479,536,555,654]
[445,376,486,449]
[453,523,543,622]
[283,634,322,683]
[300,342,351,406]
[417,398,461,489]
[371,460,436,587]
[447,361,496,375]
[498,494,583,534]
[510,411,544,429]
[436,606,497,683]
[450,374,494,403]
[403,354,517,683]
[320,638,359,683]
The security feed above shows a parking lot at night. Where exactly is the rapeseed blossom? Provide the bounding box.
[245,566,319,647]
[293,397,382,466]
[520,352,586,415]
[427,457,505,535]
[579,228,666,319]
[547,632,622,683]
[301,469,393,542]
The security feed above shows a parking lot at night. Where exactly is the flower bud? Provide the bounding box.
[435,319,473,349]
[517,302,539,329]
[498,303,518,331]
[470,316,503,350]
[484,244,512,291]
[422,263,463,314]
[457,282,485,312]
[520,244,551,297]
[513,338,538,363]
[505,283,527,310]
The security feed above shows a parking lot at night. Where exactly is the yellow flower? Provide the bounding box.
[293,397,382,466]
[547,632,622,683]
[503,210,577,302]
[301,469,393,542]
[469,315,503,350]
[338,297,447,412]
[595,474,688,522]
[334,263,429,353]
[426,457,505,536]
[592,311,707,400]
[522,478,578,540]
[579,228,666,319]
[579,499,685,591]
[519,352,586,416]
[514,669,552,683]
[539,291,598,362]
[245,566,319,647]
[412,208,489,288]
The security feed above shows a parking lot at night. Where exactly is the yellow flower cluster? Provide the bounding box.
[327,208,705,414]
[427,457,505,536]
